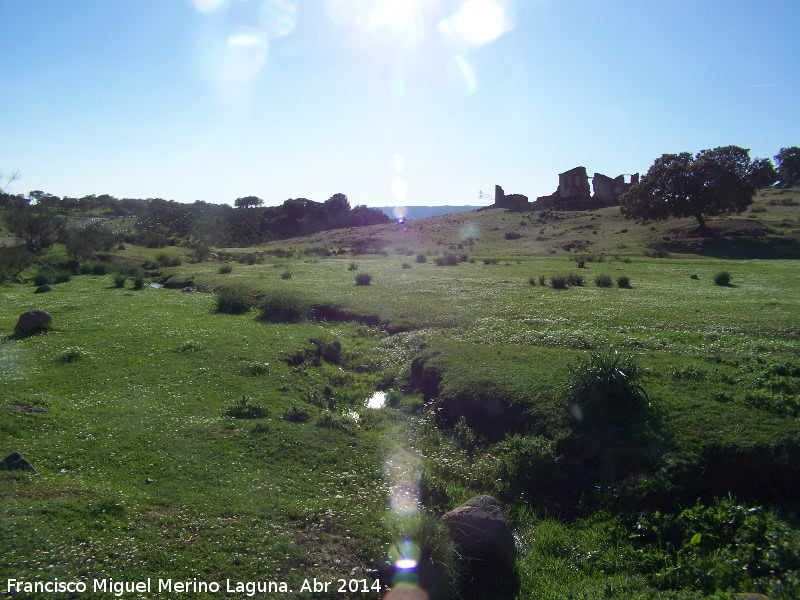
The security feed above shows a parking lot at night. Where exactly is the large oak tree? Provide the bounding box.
[620,146,776,232]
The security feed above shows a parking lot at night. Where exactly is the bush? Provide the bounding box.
[218,264,233,274]
[714,271,731,286]
[566,273,585,287]
[259,291,308,323]
[215,287,253,314]
[226,395,268,419]
[538,275,546,286]
[401,262,411,269]
[504,231,522,240]
[132,272,145,290]
[348,261,358,271]
[562,349,652,418]
[156,253,182,268]
[528,277,537,286]
[32,269,54,286]
[595,274,613,288]
[316,410,357,434]
[91,263,108,275]
[355,273,372,286]
[434,252,459,266]
[617,275,631,288]
[416,253,427,264]
[283,405,311,423]
[112,273,127,288]
[550,275,568,289]
[280,270,292,280]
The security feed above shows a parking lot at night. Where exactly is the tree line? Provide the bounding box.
[0,191,390,250]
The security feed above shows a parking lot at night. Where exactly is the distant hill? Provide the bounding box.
[374,205,482,221]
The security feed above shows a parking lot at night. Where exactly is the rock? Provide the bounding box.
[354,364,371,374]
[442,495,516,569]
[1,452,35,472]
[690,274,699,280]
[24,406,48,414]
[13,277,23,284]
[34,284,51,294]
[14,310,53,333]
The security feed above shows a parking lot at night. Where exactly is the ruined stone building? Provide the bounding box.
[534,167,639,211]
[494,185,529,209]
[492,166,639,211]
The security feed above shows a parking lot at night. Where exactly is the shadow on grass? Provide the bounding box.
[651,235,800,259]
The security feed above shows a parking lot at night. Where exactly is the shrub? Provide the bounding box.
[243,362,269,376]
[595,274,613,288]
[348,261,358,271]
[617,275,631,288]
[550,275,568,289]
[53,270,71,284]
[283,405,311,423]
[504,231,522,240]
[562,349,652,418]
[215,287,253,314]
[112,273,127,288]
[218,264,233,274]
[401,262,411,269]
[714,271,731,286]
[538,275,546,286]
[316,410,357,434]
[280,270,292,280]
[259,291,308,323]
[132,272,145,290]
[57,346,86,364]
[355,273,372,286]
[528,277,537,286]
[434,252,459,266]
[416,253,427,264]
[91,263,108,275]
[156,253,181,267]
[226,395,268,419]
[32,269,54,286]
[566,273,585,287]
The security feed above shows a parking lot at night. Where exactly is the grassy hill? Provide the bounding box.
[1,187,799,599]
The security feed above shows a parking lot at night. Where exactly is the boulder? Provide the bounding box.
[1,452,35,472]
[442,495,516,569]
[354,364,371,373]
[14,310,53,333]
[34,284,51,294]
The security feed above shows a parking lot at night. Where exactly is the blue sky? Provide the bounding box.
[1,0,798,207]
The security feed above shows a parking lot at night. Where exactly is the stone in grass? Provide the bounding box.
[1,452,36,472]
[34,284,51,293]
[15,310,53,333]
[442,495,516,570]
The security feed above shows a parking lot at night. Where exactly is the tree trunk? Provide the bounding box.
[695,214,712,236]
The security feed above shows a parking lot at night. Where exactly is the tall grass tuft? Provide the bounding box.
[551,275,568,289]
[714,271,731,286]
[132,272,145,290]
[562,349,652,418]
[218,264,233,274]
[259,290,308,323]
[595,274,613,288]
[617,275,631,288]
[112,273,127,288]
[214,287,253,314]
[355,272,372,286]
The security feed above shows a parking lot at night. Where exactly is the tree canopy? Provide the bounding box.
[619,146,774,231]
[234,196,264,209]
[775,147,800,186]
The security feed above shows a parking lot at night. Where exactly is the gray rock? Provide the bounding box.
[15,310,53,333]
[442,495,516,569]
[34,284,52,294]
[690,274,699,280]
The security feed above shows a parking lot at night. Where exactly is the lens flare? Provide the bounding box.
[439,0,515,51]
[193,0,228,15]
[224,26,269,83]
[571,404,584,421]
[454,54,476,95]
[259,0,298,38]
[392,179,408,204]
[394,154,404,173]
[459,221,479,240]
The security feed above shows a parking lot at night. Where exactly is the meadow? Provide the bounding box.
[2,188,800,599]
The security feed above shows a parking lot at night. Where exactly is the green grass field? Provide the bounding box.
[2,192,800,599]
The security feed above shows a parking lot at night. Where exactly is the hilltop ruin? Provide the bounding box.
[493,167,639,211]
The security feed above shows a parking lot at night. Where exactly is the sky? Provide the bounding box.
[1,0,798,208]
